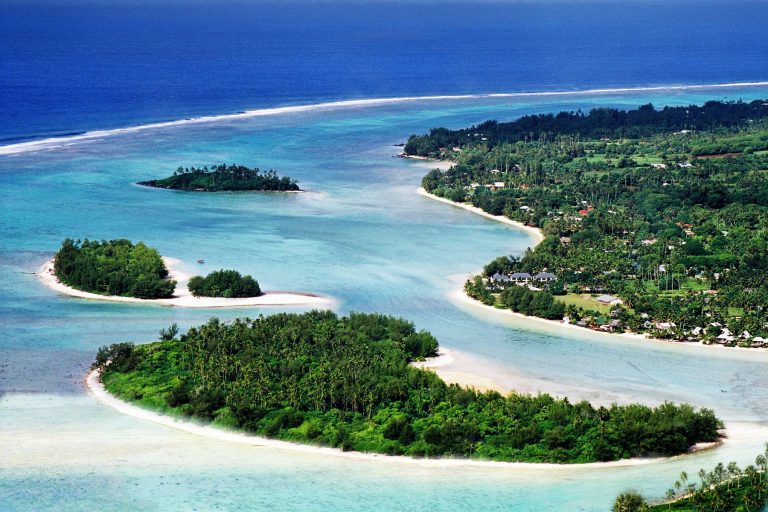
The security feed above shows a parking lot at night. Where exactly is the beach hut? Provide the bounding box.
[716,329,735,344]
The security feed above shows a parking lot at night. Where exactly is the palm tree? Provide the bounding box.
[613,491,648,512]
[664,489,676,510]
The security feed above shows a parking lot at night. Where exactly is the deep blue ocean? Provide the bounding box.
[2,0,767,142]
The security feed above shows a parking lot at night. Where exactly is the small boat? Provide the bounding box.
[197,259,205,264]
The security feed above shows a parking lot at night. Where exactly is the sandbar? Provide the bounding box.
[38,258,333,309]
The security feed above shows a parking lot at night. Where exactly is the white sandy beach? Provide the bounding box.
[417,187,545,245]
[85,368,725,470]
[38,258,333,309]
[412,348,510,394]
[453,274,768,359]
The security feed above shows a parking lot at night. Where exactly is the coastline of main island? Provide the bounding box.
[38,258,332,309]
[411,100,768,353]
[418,186,768,357]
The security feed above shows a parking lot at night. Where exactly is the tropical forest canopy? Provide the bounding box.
[405,99,768,157]
[96,311,720,463]
[54,238,175,299]
[139,164,300,192]
[188,269,262,298]
[412,100,768,346]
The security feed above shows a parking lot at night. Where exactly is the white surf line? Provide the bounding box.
[3,81,767,156]
[86,367,732,470]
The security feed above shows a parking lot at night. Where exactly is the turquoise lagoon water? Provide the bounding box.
[3,87,768,511]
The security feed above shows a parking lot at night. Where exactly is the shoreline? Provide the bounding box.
[418,188,768,355]
[453,287,767,358]
[412,348,510,395]
[135,182,304,194]
[452,287,690,350]
[417,188,545,245]
[85,367,722,470]
[37,258,333,309]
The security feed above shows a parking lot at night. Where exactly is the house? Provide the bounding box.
[655,322,675,330]
[510,272,532,282]
[490,273,511,283]
[493,181,505,188]
[716,328,735,344]
[601,319,622,331]
[595,294,623,305]
[651,163,668,169]
[534,272,557,283]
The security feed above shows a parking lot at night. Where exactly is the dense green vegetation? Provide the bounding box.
[54,238,175,299]
[95,312,720,463]
[139,164,300,192]
[405,99,768,157]
[188,269,262,298]
[613,445,768,511]
[413,100,768,346]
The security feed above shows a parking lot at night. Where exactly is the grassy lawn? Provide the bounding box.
[583,154,608,163]
[643,278,710,296]
[632,154,664,164]
[555,293,614,314]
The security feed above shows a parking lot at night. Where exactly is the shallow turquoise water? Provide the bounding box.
[2,86,768,511]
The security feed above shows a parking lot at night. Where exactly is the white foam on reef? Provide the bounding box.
[2,81,767,156]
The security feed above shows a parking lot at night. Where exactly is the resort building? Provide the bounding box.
[490,273,511,283]
[595,294,623,305]
[510,272,532,282]
[533,272,556,282]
